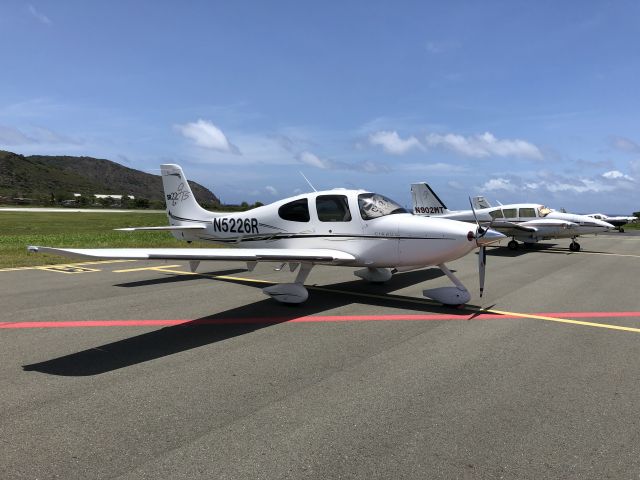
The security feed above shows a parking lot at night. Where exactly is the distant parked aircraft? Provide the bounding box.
[411,183,613,252]
[586,213,636,232]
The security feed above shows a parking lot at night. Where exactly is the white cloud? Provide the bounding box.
[175,119,238,153]
[482,178,517,192]
[0,124,79,147]
[0,125,33,145]
[401,162,467,173]
[298,151,332,169]
[425,40,460,54]
[369,130,423,155]
[265,186,278,196]
[610,136,640,154]
[28,5,51,25]
[426,132,543,160]
[545,179,612,194]
[297,150,389,173]
[602,170,635,181]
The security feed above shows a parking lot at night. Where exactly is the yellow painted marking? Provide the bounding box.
[154,268,451,306]
[0,259,134,272]
[130,267,640,334]
[114,264,182,273]
[483,308,640,334]
[38,265,101,274]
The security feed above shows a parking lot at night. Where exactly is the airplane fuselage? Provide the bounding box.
[169,190,485,268]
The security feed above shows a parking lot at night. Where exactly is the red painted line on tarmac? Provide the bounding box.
[1,311,640,329]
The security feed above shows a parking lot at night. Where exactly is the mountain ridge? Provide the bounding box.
[0,150,220,206]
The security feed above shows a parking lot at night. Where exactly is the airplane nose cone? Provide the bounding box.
[477,228,506,246]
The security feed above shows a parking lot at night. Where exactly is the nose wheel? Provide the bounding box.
[508,239,519,250]
[569,240,581,252]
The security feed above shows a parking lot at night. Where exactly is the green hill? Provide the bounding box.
[0,150,220,207]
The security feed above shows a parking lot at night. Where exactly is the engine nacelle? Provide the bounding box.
[423,286,471,306]
[354,267,393,283]
[263,283,309,304]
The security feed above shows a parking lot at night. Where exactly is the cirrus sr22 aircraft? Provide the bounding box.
[28,165,505,306]
[411,183,613,251]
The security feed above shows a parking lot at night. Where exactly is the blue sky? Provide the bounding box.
[1,1,638,213]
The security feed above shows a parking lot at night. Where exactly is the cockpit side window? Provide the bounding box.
[278,198,310,222]
[358,193,408,220]
[502,208,517,219]
[519,208,536,218]
[489,209,504,219]
[316,195,352,222]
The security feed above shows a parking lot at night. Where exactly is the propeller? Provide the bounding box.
[468,197,488,297]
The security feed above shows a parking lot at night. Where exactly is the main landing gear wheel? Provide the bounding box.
[619,227,625,233]
[508,240,518,250]
[569,241,581,252]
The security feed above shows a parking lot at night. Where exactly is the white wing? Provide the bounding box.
[27,246,356,265]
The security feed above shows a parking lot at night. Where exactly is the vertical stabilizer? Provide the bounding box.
[161,164,213,223]
[472,196,492,210]
[410,183,450,215]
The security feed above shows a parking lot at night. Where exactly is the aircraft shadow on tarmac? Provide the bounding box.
[23,268,479,377]
[485,243,560,257]
[113,267,248,288]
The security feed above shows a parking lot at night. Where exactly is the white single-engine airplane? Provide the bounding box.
[411,183,613,251]
[28,165,505,306]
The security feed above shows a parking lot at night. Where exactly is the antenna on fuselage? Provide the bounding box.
[299,171,318,192]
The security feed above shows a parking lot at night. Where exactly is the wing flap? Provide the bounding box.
[28,246,356,265]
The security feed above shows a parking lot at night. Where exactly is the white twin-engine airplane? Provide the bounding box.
[28,164,505,306]
[411,183,613,252]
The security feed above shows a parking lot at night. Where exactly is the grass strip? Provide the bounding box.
[0,211,213,268]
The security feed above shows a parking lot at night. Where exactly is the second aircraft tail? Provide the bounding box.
[410,183,450,215]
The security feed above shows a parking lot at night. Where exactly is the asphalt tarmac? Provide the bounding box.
[1,232,639,479]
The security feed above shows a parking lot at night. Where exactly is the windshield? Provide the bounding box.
[538,206,551,217]
[358,193,408,220]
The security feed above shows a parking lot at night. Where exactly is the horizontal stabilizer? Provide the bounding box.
[114,225,207,232]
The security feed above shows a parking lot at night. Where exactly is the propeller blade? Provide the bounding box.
[468,196,487,240]
[478,246,486,297]
[468,196,480,227]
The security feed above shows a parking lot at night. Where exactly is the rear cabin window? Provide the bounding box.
[502,208,517,219]
[489,209,504,219]
[519,208,536,218]
[278,198,310,222]
[316,195,352,222]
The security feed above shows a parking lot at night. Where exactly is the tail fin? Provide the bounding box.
[472,196,492,210]
[410,183,450,215]
[161,164,215,223]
